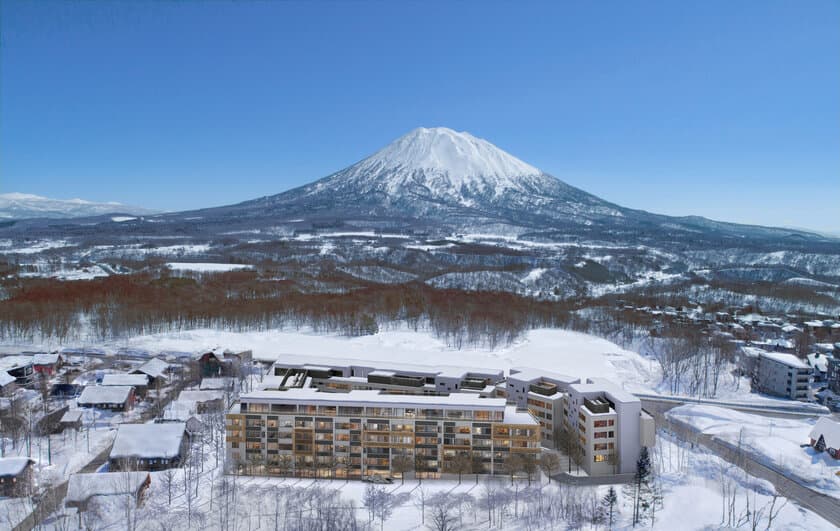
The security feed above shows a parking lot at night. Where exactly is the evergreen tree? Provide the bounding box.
[602,486,618,529]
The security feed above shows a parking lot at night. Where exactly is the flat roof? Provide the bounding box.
[502,406,539,426]
[240,388,507,410]
[111,422,186,459]
[508,366,579,385]
[271,353,502,380]
[569,378,639,404]
[759,351,810,369]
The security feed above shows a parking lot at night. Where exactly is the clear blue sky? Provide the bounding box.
[2,1,838,232]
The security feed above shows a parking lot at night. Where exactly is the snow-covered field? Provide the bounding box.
[166,262,254,273]
[666,404,840,498]
[111,327,661,394]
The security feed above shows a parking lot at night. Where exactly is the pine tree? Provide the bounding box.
[602,486,618,529]
[815,434,826,453]
[631,447,652,526]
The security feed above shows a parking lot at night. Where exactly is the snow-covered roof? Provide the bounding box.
[807,353,831,373]
[32,353,61,366]
[60,410,83,423]
[809,417,840,449]
[758,351,810,369]
[0,457,32,477]
[101,374,149,387]
[111,422,186,460]
[177,390,223,403]
[132,358,169,379]
[0,355,33,371]
[163,401,196,421]
[66,472,149,504]
[781,324,802,334]
[569,378,639,404]
[240,388,507,410]
[502,406,538,426]
[508,367,579,386]
[0,371,15,387]
[77,385,133,405]
[200,377,233,390]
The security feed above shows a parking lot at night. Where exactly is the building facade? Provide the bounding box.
[752,351,811,400]
[226,389,540,479]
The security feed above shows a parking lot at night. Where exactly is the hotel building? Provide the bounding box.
[226,388,539,479]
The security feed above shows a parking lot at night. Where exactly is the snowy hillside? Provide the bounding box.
[0,192,157,220]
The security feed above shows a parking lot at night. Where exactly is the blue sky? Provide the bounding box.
[2,1,838,232]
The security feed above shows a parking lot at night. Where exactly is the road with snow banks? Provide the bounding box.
[643,400,840,527]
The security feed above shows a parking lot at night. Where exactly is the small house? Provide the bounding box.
[101,374,150,398]
[809,417,840,459]
[131,358,169,387]
[0,356,35,387]
[77,385,135,412]
[0,457,34,497]
[0,370,16,396]
[50,383,83,399]
[32,353,63,376]
[109,422,188,471]
[176,390,224,413]
[59,409,84,431]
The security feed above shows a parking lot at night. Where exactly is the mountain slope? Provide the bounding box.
[0,193,158,220]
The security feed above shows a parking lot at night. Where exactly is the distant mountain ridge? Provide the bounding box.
[0,192,159,220]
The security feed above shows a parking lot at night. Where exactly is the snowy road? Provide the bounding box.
[644,401,840,527]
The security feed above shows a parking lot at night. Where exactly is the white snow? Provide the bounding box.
[110,422,186,460]
[0,457,32,476]
[360,127,541,187]
[521,267,547,283]
[110,216,137,222]
[166,262,253,272]
[66,471,149,504]
[667,404,840,497]
[77,385,133,405]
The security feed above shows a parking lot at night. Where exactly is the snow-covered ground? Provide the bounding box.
[166,263,254,273]
[666,404,840,498]
[33,426,836,530]
[112,327,660,394]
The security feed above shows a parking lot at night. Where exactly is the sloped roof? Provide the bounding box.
[0,457,33,477]
[101,374,149,387]
[111,422,186,460]
[810,417,840,449]
[132,358,169,379]
[0,371,15,387]
[66,472,149,504]
[32,353,61,366]
[78,385,133,405]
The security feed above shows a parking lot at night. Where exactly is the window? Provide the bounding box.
[594,454,607,463]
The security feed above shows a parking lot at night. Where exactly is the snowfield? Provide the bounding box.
[115,327,660,393]
[166,262,254,272]
[666,404,840,498]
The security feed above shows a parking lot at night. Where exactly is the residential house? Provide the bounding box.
[109,422,189,471]
[77,385,135,411]
[101,374,150,398]
[0,457,34,497]
[32,353,63,376]
[131,358,170,387]
[0,356,35,387]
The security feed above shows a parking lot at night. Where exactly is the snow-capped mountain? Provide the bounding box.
[1,127,838,308]
[0,193,158,220]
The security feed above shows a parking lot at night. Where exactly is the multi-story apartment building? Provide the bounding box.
[504,367,579,447]
[563,379,655,476]
[226,388,539,479]
[752,351,811,400]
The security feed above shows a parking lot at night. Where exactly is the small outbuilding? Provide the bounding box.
[131,358,170,386]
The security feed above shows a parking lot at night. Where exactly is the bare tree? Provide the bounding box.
[538,452,560,484]
[391,453,414,484]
